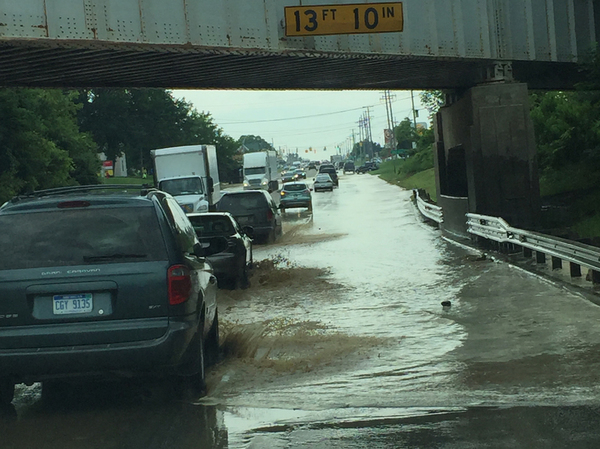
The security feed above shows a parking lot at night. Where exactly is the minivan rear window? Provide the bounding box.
[284,184,307,192]
[0,207,168,270]
[218,193,267,211]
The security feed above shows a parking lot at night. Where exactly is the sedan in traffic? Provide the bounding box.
[313,173,334,192]
[280,182,312,212]
[281,170,296,184]
[188,212,253,289]
[293,169,307,180]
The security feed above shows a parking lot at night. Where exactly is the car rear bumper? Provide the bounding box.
[0,318,197,382]
[207,253,239,278]
[249,225,276,238]
[280,199,311,208]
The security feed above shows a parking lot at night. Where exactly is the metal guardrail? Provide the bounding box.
[466,213,600,272]
[414,190,443,224]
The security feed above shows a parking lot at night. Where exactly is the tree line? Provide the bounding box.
[0,88,242,205]
[2,52,600,206]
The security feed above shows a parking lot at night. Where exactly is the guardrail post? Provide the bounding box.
[591,270,600,284]
[535,251,546,264]
[570,262,582,278]
[551,256,562,270]
[523,247,532,257]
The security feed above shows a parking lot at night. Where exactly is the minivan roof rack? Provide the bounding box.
[6,184,158,204]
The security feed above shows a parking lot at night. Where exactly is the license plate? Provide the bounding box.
[237,216,252,224]
[53,293,93,315]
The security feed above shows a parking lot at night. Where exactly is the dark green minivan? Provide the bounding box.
[0,186,219,404]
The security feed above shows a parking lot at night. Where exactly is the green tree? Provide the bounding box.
[420,90,444,119]
[237,135,274,153]
[0,89,99,204]
[394,118,418,153]
[77,89,240,181]
[530,91,600,171]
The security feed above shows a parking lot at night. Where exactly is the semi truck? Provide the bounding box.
[330,154,343,165]
[243,151,279,192]
[150,144,220,213]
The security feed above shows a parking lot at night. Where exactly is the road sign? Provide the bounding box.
[285,3,403,37]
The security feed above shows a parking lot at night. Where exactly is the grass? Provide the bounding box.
[370,161,437,201]
[538,163,600,240]
[372,159,600,241]
[539,164,600,197]
[100,176,152,186]
[572,215,600,239]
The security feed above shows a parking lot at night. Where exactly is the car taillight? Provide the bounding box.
[267,209,273,221]
[168,265,192,305]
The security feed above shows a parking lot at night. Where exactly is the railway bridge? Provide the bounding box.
[1,0,598,229]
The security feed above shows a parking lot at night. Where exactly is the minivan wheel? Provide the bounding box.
[180,328,206,398]
[0,378,15,406]
[205,310,220,367]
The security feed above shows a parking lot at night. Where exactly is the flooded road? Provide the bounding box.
[4,173,600,447]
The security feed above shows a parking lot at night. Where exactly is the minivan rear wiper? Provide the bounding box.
[83,253,148,262]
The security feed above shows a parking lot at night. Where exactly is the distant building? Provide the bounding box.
[99,152,127,177]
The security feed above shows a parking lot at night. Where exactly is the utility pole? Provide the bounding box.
[388,91,397,150]
[410,90,418,130]
[381,91,395,151]
[364,106,373,159]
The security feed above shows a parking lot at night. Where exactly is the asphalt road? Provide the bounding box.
[4,172,600,448]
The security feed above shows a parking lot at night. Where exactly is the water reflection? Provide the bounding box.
[1,380,228,449]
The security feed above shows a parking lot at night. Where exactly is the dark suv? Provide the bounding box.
[318,164,339,186]
[0,185,219,404]
[216,190,282,243]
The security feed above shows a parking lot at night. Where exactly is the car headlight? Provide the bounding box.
[261,179,268,185]
[280,191,286,196]
[198,203,209,212]
[243,181,249,187]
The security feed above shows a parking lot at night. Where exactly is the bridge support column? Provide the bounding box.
[434,83,541,236]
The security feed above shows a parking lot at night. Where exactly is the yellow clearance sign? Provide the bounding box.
[284,3,403,37]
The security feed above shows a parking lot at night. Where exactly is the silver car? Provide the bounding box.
[313,173,334,192]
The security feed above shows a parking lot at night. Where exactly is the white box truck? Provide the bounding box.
[150,145,220,213]
[243,151,279,192]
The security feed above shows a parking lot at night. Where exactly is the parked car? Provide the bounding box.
[216,190,282,243]
[280,182,312,212]
[187,213,253,289]
[313,173,334,192]
[318,165,339,186]
[343,161,355,174]
[0,185,219,405]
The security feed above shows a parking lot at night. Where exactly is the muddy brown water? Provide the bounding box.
[4,174,600,448]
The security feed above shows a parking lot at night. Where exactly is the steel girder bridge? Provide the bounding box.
[0,0,597,89]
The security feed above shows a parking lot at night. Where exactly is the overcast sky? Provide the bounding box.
[172,90,426,158]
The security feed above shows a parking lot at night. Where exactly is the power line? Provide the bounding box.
[218,105,374,124]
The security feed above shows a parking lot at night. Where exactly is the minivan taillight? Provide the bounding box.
[168,265,192,305]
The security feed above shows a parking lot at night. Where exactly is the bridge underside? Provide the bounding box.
[0,40,584,90]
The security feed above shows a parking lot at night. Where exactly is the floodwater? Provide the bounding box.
[4,173,600,448]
